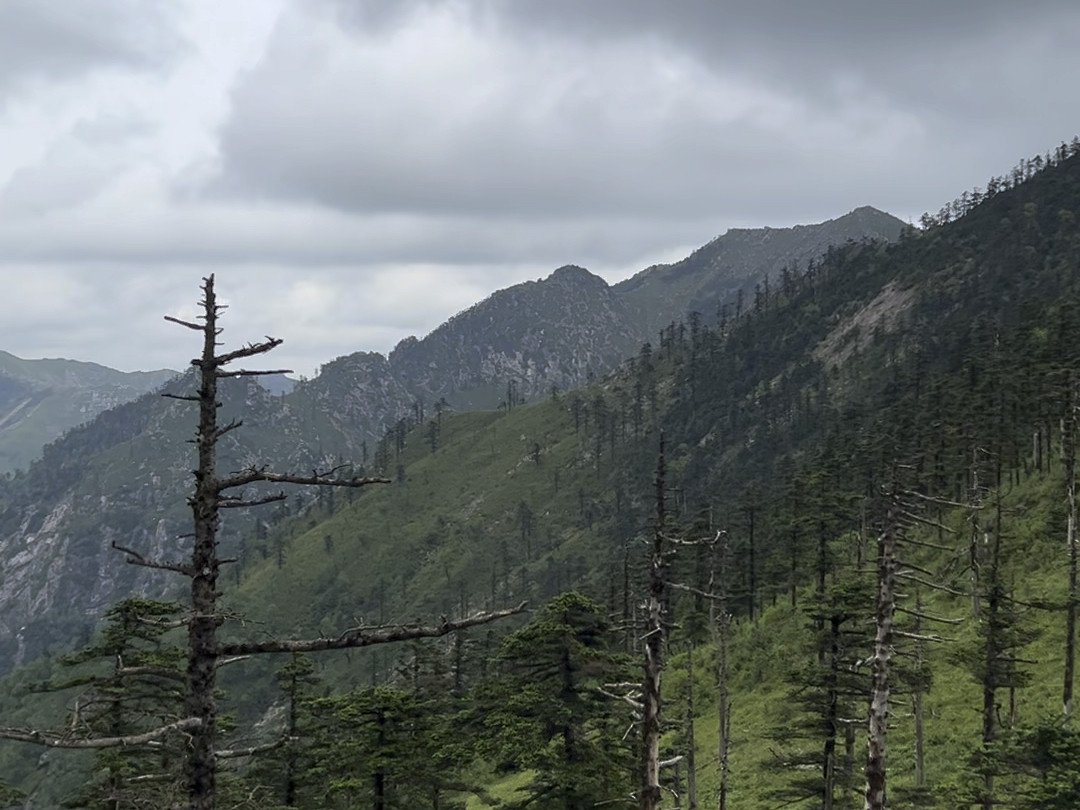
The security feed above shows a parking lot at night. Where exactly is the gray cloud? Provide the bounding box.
[0,114,154,217]
[208,0,1080,234]
[0,0,183,99]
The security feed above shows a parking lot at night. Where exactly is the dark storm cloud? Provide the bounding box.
[0,0,181,97]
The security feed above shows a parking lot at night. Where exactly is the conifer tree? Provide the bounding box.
[478,592,633,810]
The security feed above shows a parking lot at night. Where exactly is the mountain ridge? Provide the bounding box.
[0,206,909,665]
[0,352,177,475]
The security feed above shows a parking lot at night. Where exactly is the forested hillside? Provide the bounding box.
[2,140,1080,809]
[0,353,175,475]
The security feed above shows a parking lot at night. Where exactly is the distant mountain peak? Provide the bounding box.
[0,352,177,474]
[549,264,606,286]
[613,207,907,336]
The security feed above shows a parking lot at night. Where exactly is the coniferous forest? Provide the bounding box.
[2,140,1080,809]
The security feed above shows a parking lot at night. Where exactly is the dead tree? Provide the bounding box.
[1063,379,1078,722]
[863,504,898,810]
[710,530,732,810]
[121,276,524,810]
[640,437,667,810]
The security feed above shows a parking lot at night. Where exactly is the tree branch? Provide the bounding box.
[898,512,958,539]
[111,542,194,577]
[895,572,968,597]
[115,666,186,682]
[213,338,283,367]
[217,738,288,759]
[219,492,287,509]
[163,315,204,331]
[900,489,978,510]
[216,369,293,379]
[669,581,723,601]
[895,606,963,625]
[217,466,389,492]
[215,420,243,440]
[894,630,955,643]
[0,717,200,749]
[219,603,527,656]
[216,656,251,669]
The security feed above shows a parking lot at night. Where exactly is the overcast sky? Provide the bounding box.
[1,0,1077,376]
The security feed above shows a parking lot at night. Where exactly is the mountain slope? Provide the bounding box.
[0,352,176,475]
[614,205,907,336]
[388,264,644,408]
[2,143,1080,806]
[0,207,924,671]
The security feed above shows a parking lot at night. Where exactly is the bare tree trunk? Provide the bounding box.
[1064,384,1077,722]
[981,485,1005,810]
[640,439,667,810]
[912,593,926,793]
[710,531,731,810]
[186,279,224,810]
[823,614,839,810]
[864,510,897,810]
[685,645,697,810]
[970,451,983,620]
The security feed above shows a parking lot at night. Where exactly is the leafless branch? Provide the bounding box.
[216,369,293,379]
[597,687,643,712]
[216,656,251,669]
[900,535,959,552]
[164,315,204,331]
[669,581,723,600]
[895,606,963,625]
[126,773,181,784]
[215,420,243,440]
[895,630,955,643]
[162,393,200,402]
[900,489,977,509]
[219,603,527,656]
[217,466,389,492]
[895,572,968,596]
[0,717,200,749]
[111,542,194,577]
[217,738,288,759]
[898,561,942,578]
[219,493,287,509]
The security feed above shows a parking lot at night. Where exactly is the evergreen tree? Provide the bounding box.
[478,593,633,810]
[50,597,187,809]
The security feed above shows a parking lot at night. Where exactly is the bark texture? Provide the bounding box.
[640,439,667,810]
[864,511,897,810]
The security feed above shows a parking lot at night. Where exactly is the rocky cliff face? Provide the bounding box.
[388,265,645,407]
